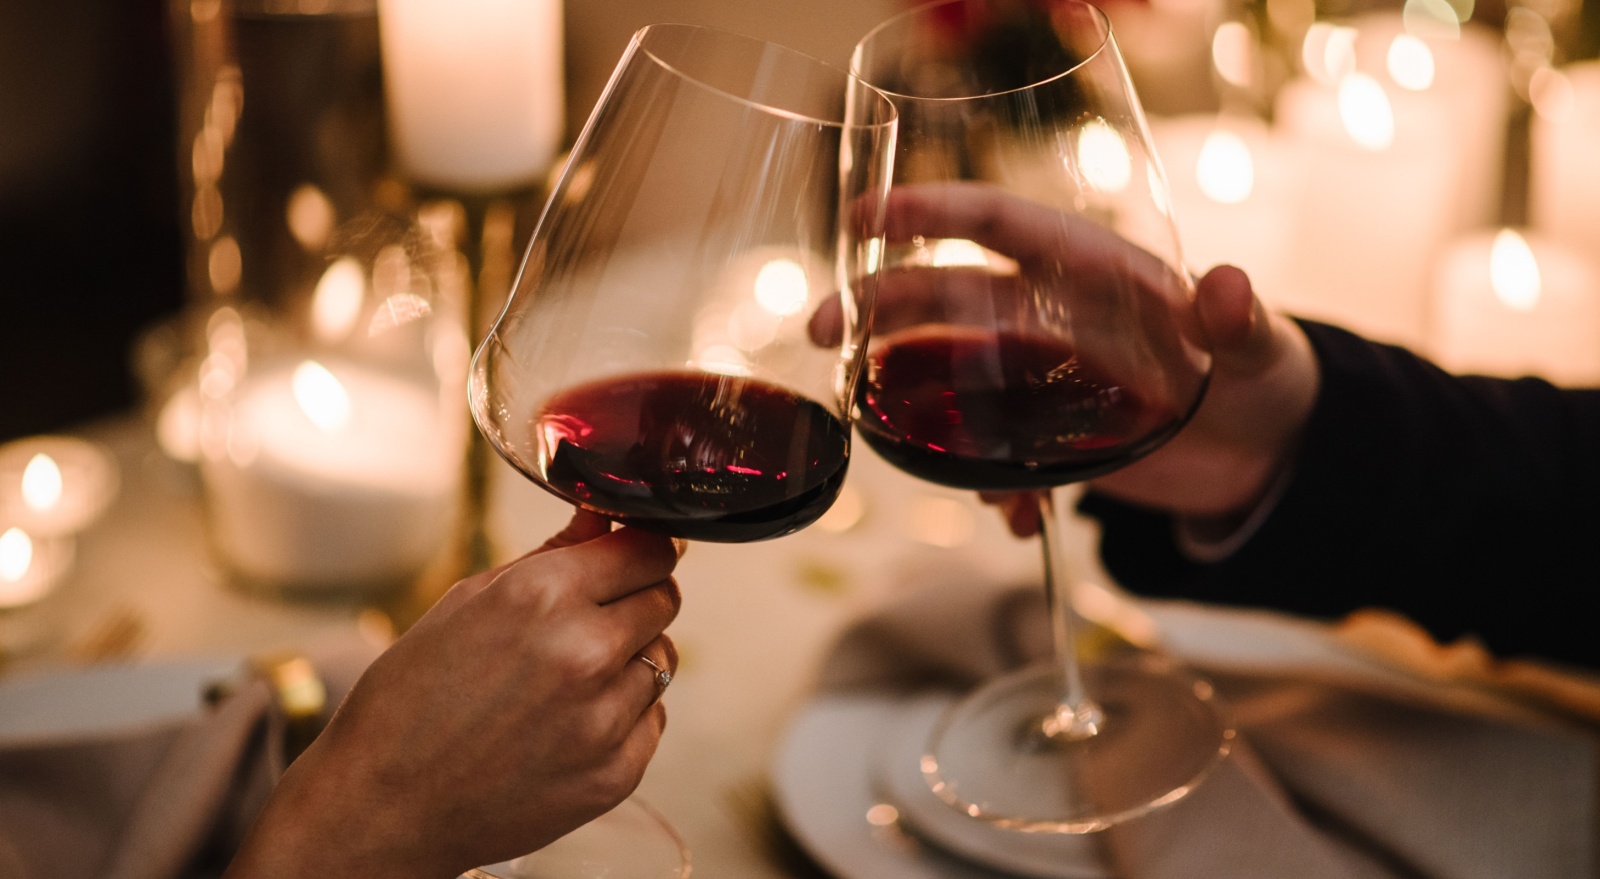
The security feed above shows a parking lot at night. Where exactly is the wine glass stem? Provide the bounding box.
[1038,489,1105,741]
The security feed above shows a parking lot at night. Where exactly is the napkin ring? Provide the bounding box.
[206,651,328,761]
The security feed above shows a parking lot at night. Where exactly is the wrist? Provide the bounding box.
[1173,448,1297,562]
[225,738,459,879]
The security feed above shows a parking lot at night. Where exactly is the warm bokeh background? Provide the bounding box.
[0,0,901,441]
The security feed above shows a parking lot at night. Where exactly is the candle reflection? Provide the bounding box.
[1076,119,1133,193]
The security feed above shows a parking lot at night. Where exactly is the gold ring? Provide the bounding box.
[634,653,673,701]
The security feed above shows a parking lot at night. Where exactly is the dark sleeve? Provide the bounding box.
[1078,320,1600,670]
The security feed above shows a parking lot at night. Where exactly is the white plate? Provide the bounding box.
[772,690,1114,879]
[771,600,1422,878]
[0,656,241,744]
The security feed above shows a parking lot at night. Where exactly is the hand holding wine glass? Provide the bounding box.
[224,511,682,879]
[849,0,1233,832]
[466,21,897,876]
[845,195,1322,532]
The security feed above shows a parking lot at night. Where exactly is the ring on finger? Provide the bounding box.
[633,653,673,703]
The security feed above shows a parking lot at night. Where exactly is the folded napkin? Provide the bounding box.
[815,574,1599,879]
[0,639,381,879]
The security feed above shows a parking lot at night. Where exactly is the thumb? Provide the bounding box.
[536,508,615,553]
[1195,264,1276,377]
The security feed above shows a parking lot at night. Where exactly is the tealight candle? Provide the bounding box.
[0,436,119,538]
[1429,228,1600,385]
[1529,62,1600,259]
[379,0,564,192]
[201,358,459,593]
[0,526,73,610]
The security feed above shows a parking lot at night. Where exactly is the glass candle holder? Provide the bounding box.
[195,211,469,599]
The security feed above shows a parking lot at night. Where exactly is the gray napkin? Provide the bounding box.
[0,640,379,879]
[817,577,1598,879]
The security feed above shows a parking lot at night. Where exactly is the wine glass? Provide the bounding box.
[467,22,896,876]
[850,0,1233,832]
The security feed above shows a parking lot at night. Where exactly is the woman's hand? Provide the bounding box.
[225,510,683,879]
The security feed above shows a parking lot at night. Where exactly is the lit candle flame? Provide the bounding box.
[0,527,32,582]
[292,361,352,432]
[1196,129,1255,204]
[1303,23,1358,85]
[1386,34,1436,91]
[21,453,63,513]
[311,257,367,343]
[1338,73,1396,151]
[753,258,810,317]
[1076,119,1132,193]
[1490,229,1541,311]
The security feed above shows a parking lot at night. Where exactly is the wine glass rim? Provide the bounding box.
[631,22,898,131]
[851,0,1113,101]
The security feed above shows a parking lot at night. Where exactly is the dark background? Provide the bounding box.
[0,0,184,442]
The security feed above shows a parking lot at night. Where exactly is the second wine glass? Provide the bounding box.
[467,22,897,878]
[850,0,1233,833]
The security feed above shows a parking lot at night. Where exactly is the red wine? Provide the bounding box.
[856,327,1187,490]
[528,371,850,542]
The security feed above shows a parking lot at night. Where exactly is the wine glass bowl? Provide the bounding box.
[470,23,897,543]
[850,0,1231,831]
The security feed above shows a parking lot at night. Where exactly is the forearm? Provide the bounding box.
[224,738,457,879]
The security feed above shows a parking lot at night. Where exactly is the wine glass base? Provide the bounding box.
[465,797,690,878]
[925,654,1233,833]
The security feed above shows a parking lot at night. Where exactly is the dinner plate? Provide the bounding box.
[773,689,1114,879]
[0,656,241,744]
[771,599,1422,878]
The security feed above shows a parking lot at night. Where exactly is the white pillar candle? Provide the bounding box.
[0,436,118,538]
[1530,62,1600,259]
[201,358,459,592]
[1150,114,1299,299]
[1349,14,1512,232]
[1430,228,1600,385]
[1274,72,1459,349]
[379,0,564,192]
[1103,0,1224,115]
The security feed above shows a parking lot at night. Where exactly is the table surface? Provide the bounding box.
[1,412,1117,878]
